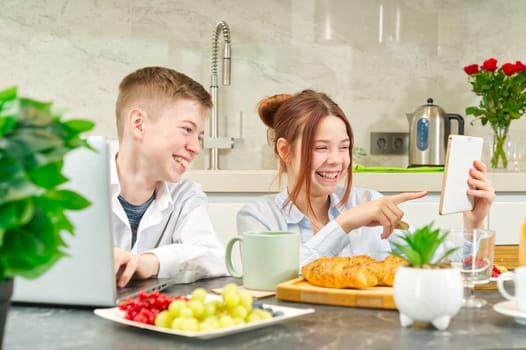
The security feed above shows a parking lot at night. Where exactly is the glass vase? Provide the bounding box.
[490,124,510,170]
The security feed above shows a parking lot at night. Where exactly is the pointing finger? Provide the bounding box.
[390,191,427,205]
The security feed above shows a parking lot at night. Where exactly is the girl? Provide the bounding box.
[237,90,495,267]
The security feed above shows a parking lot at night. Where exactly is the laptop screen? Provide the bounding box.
[12,137,118,307]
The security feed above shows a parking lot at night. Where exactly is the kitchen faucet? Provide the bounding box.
[205,20,233,170]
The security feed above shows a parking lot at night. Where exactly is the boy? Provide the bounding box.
[112,66,227,287]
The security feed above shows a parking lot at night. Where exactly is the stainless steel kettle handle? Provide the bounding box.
[447,114,464,135]
[444,114,464,150]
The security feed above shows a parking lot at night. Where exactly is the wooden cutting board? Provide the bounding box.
[276,277,396,310]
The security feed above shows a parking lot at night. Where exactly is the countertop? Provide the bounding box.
[184,169,526,193]
[5,277,526,350]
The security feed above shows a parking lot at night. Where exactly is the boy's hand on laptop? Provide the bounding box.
[113,248,160,288]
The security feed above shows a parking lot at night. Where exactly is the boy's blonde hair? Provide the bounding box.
[115,66,212,139]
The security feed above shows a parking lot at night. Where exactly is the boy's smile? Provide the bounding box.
[174,156,189,169]
[141,98,206,183]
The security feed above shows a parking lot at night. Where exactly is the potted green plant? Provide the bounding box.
[391,223,463,330]
[0,86,94,344]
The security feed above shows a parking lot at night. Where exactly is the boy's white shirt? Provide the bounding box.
[110,151,228,283]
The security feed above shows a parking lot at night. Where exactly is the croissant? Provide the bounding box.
[375,255,408,286]
[301,255,407,289]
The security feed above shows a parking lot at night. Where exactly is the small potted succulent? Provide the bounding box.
[0,86,94,344]
[391,222,462,330]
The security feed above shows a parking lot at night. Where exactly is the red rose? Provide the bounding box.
[502,63,517,76]
[464,64,479,75]
[516,60,526,72]
[481,58,498,72]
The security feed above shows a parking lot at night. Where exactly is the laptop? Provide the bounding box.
[11,136,176,307]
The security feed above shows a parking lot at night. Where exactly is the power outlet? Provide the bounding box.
[370,132,409,155]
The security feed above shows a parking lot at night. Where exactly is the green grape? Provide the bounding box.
[211,300,224,313]
[223,290,240,308]
[181,317,200,332]
[203,301,217,318]
[254,309,272,320]
[199,321,214,332]
[219,314,235,328]
[229,305,248,320]
[203,315,219,324]
[179,306,194,319]
[168,299,187,318]
[246,311,261,323]
[239,292,253,311]
[190,287,208,302]
[166,284,278,332]
[171,317,185,330]
[200,316,220,331]
[188,300,205,319]
[221,283,239,298]
[232,317,245,325]
[154,310,173,328]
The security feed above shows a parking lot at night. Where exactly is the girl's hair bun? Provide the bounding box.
[257,93,292,128]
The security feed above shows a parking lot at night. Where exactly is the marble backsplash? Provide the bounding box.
[1,0,525,169]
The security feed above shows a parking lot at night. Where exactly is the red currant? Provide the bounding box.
[117,290,184,325]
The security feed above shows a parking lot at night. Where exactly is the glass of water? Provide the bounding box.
[446,228,496,308]
[510,140,526,171]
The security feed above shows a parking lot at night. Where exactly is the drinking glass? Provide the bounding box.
[446,228,496,308]
[509,140,526,171]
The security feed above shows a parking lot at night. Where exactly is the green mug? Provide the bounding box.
[225,231,300,291]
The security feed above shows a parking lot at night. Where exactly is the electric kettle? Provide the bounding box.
[406,98,464,167]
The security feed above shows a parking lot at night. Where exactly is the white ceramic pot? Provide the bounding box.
[393,266,463,330]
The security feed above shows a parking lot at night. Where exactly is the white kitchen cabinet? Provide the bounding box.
[207,201,246,270]
[487,194,526,245]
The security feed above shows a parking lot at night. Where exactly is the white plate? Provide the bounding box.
[493,301,526,325]
[94,303,315,340]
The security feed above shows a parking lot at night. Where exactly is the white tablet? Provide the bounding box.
[439,135,484,215]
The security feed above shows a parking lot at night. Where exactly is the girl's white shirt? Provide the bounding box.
[237,186,412,268]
